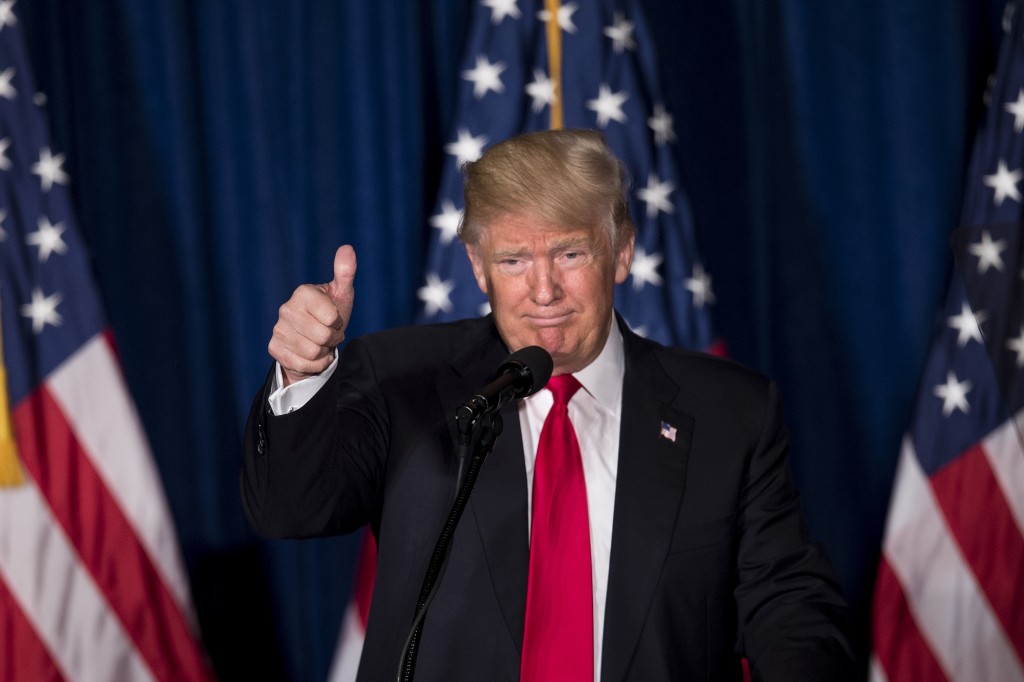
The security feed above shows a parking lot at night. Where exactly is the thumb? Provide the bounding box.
[327,244,357,323]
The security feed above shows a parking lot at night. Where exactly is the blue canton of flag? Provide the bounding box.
[415,0,717,352]
[871,2,1024,680]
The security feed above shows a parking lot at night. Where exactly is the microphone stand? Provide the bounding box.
[396,410,503,682]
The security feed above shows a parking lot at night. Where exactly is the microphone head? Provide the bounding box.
[501,346,553,398]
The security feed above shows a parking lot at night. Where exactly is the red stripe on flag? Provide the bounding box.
[0,573,65,682]
[871,556,949,681]
[705,339,728,357]
[354,530,377,627]
[930,443,1024,663]
[12,389,213,682]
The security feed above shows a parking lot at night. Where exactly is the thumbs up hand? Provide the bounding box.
[269,245,357,387]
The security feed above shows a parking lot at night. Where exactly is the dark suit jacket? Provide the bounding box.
[242,315,855,681]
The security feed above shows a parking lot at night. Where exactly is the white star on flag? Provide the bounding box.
[25,216,68,262]
[0,136,11,170]
[684,264,715,308]
[482,0,521,24]
[525,69,556,113]
[31,146,70,192]
[586,84,628,127]
[20,286,63,334]
[0,0,15,32]
[947,301,986,347]
[933,370,973,417]
[1008,325,1024,367]
[417,272,455,317]
[637,173,675,217]
[983,159,1023,205]
[0,208,7,241]
[1005,88,1024,133]
[445,128,488,167]
[648,104,676,146]
[537,2,578,33]
[603,12,636,53]
[0,66,15,100]
[430,200,463,245]
[630,247,663,290]
[463,54,507,99]
[967,229,1007,273]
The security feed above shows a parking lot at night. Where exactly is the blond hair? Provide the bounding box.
[459,129,634,249]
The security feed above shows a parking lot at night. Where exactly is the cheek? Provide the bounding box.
[494,275,531,300]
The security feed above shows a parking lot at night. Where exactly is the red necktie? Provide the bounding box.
[521,374,593,682]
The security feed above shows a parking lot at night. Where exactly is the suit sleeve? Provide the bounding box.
[734,381,857,681]
[240,338,387,539]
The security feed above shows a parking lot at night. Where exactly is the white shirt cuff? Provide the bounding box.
[267,351,339,415]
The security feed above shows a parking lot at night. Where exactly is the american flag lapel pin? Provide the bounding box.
[659,421,677,442]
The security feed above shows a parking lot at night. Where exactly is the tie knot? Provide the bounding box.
[546,374,582,405]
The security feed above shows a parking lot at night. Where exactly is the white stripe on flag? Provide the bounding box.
[328,600,366,682]
[0,479,155,682]
[46,334,193,614]
[883,437,1024,681]
[868,654,889,682]
[983,409,1024,533]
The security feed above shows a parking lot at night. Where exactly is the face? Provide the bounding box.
[466,212,634,375]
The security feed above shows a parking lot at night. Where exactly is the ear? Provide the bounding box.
[465,243,489,294]
[613,232,635,285]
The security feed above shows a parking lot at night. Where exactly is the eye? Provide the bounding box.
[497,258,528,275]
[559,249,588,266]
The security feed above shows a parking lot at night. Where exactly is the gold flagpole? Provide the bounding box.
[544,0,564,130]
[0,308,23,487]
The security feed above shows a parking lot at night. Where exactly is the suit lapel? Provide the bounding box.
[468,401,530,648]
[601,329,694,681]
[435,320,531,651]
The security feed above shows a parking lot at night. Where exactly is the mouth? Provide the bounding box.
[528,312,573,327]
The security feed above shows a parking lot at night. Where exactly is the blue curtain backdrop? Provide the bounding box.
[15,1,1004,679]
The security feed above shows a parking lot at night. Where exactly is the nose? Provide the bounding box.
[529,259,562,305]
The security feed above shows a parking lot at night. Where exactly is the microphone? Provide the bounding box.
[455,346,553,430]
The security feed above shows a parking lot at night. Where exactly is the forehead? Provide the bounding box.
[479,212,607,249]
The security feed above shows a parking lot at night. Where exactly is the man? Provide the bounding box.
[242,129,855,680]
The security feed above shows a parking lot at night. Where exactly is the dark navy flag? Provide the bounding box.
[414,0,717,352]
[871,2,1024,679]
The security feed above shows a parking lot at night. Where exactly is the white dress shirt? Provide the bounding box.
[268,323,625,680]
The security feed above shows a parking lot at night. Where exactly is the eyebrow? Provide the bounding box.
[490,236,594,261]
[549,236,592,251]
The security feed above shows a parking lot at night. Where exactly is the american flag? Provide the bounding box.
[414,0,717,350]
[330,1,718,679]
[0,6,213,681]
[659,421,678,443]
[870,2,1024,679]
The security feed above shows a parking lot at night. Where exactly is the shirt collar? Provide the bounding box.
[572,318,625,413]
